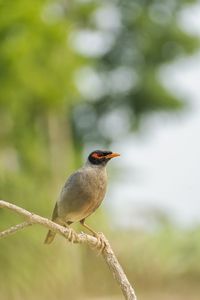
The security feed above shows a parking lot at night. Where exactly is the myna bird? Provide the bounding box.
[44,150,120,246]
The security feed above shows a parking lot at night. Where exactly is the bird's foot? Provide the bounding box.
[93,232,108,255]
[66,228,79,243]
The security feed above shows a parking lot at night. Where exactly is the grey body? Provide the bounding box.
[45,161,107,243]
[57,162,107,224]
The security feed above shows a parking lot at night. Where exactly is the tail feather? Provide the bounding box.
[44,230,56,244]
[45,202,59,244]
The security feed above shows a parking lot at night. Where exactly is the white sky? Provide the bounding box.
[106,4,200,229]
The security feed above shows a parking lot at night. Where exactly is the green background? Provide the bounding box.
[0,0,200,299]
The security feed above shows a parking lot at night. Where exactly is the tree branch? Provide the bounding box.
[0,200,137,300]
[0,221,33,239]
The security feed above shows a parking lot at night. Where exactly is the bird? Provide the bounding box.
[44,150,120,245]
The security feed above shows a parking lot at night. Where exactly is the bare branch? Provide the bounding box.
[0,200,137,300]
[0,221,33,239]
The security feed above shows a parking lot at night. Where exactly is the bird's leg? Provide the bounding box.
[80,219,107,253]
[63,224,79,243]
[80,219,97,236]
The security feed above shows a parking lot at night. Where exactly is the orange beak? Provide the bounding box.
[105,152,120,159]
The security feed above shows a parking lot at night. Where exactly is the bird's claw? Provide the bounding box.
[67,228,79,243]
[93,232,107,255]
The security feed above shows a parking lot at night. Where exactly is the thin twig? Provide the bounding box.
[0,200,137,300]
[0,221,33,239]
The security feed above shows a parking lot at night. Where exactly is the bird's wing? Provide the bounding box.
[63,170,83,189]
[57,165,107,224]
[58,169,96,219]
[60,169,89,203]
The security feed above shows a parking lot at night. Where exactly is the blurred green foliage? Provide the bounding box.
[0,0,200,299]
[71,0,199,145]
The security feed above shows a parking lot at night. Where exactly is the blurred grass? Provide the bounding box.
[1,178,200,300]
[1,147,200,300]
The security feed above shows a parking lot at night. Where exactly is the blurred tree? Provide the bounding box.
[71,0,199,146]
[0,0,92,179]
[0,0,199,176]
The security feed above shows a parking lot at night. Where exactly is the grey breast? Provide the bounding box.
[57,166,107,223]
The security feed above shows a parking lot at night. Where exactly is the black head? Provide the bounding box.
[88,150,120,166]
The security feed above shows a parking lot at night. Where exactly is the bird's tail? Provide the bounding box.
[44,230,56,244]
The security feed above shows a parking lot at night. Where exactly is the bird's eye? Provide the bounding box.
[92,152,102,159]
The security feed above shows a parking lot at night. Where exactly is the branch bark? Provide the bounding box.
[0,221,33,239]
[0,200,137,300]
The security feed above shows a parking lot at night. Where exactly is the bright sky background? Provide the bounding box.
[107,3,200,229]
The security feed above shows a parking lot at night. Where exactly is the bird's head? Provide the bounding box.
[88,150,120,166]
